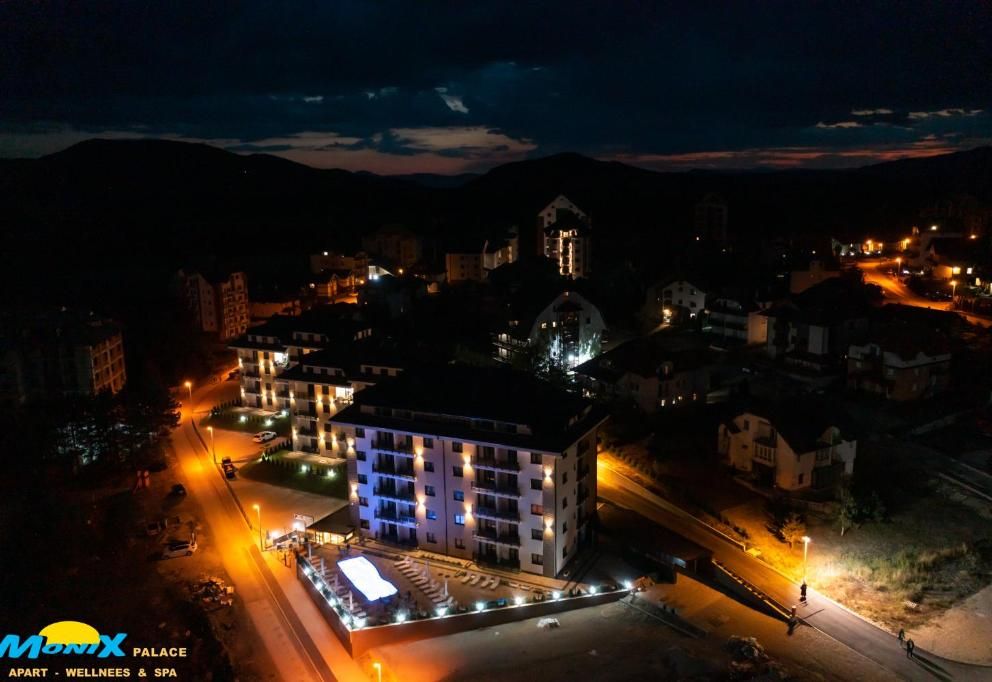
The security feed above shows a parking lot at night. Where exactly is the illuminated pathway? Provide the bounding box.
[597,458,992,681]
[172,375,365,682]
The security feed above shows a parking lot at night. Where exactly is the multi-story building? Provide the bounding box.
[718,405,856,491]
[361,225,422,270]
[493,289,607,369]
[847,324,952,401]
[445,230,519,283]
[538,195,592,278]
[229,306,374,410]
[0,308,127,404]
[660,280,707,319]
[177,270,250,340]
[573,331,710,412]
[330,366,607,577]
[706,296,768,346]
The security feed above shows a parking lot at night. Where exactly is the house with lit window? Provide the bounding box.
[718,404,856,492]
[573,331,710,412]
[538,195,592,279]
[329,365,607,578]
[492,289,607,369]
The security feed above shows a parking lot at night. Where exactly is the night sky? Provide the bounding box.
[2,1,991,174]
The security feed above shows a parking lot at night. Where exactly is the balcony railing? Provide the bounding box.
[471,480,521,497]
[243,369,261,378]
[297,426,318,437]
[474,505,520,522]
[473,529,521,547]
[373,463,416,480]
[472,553,520,570]
[577,465,591,480]
[577,488,590,505]
[374,508,418,526]
[373,440,415,457]
[295,406,318,417]
[373,486,417,503]
[472,456,520,472]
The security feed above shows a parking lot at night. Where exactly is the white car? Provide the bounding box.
[161,539,197,559]
[253,431,277,443]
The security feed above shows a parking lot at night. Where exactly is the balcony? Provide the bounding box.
[473,529,521,547]
[373,440,415,457]
[577,488,590,505]
[295,405,318,418]
[472,456,520,472]
[577,464,591,481]
[474,505,520,522]
[373,486,417,504]
[373,462,416,481]
[296,426,318,437]
[242,369,261,378]
[276,389,290,398]
[472,553,520,570]
[374,508,417,527]
[471,480,521,498]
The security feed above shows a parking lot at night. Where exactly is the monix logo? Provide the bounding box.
[0,621,127,660]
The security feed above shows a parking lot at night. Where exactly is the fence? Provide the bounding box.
[296,554,627,657]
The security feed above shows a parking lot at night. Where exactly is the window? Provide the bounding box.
[423,437,434,449]
[357,474,367,484]
[562,522,568,533]
[530,504,543,516]
[562,496,568,509]
[562,546,568,558]
[423,461,435,473]
[798,473,805,485]
[355,428,365,438]
[454,514,465,526]
[452,442,463,453]
[454,538,465,549]
[453,490,464,502]
[531,529,543,540]
[358,497,368,507]
[531,553,543,566]
[562,472,568,485]
[426,532,437,544]
[531,453,542,465]
[425,485,436,497]
[452,466,464,478]
[426,510,437,521]
[356,450,366,461]
[360,520,370,529]
[531,479,543,491]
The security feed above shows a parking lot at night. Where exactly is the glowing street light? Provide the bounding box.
[951,279,958,300]
[372,662,382,682]
[802,535,812,583]
[184,380,192,401]
[252,504,262,549]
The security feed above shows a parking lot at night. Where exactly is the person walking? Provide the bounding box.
[800,582,807,603]
[906,638,915,658]
[898,628,905,647]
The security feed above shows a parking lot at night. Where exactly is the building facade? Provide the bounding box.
[330,367,607,577]
[847,335,952,401]
[493,290,606,369]
[361,226,422,269]
[178,270,250,340]
[538,195,592,278]
[718,410,856,491]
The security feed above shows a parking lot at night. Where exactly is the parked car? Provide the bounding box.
[222,463,237,479]
[253,431,277,443]
[170,483,187,496]
[161,539,197,559]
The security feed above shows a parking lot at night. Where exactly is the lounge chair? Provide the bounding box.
[460,573,472,584]
[469,574,481,586]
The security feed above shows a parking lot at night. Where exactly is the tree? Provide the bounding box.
[780,512,807,549]
[836,487,859,536]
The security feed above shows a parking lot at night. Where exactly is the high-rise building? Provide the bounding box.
[538,195,592,278]
[330,366,607,577]
[177,270,249,340]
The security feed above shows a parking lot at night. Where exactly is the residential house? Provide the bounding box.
[538,195,592,278]
[361,225,422,270]
[718,404,856,491]
[847,318,953,401]
[330,365,607,577]
[573,332,710,412]
[706,293,768,346]
[445,229,520,283]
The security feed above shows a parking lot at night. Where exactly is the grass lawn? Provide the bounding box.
[201,409,291,437]
[239,454,348,499]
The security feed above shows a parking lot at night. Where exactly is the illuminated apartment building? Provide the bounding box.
[538,195,592,278]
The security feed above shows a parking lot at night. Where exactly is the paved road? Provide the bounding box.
[597,462,991,681]
[173,375,359,682]
[856,258,992,328]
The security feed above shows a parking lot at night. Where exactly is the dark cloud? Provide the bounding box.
[1,1,991,171]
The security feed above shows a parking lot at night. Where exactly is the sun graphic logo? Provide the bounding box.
[0,621,127,659]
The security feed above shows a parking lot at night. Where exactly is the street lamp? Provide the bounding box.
[951,279,958,301]
[802,535,811,583]
[372,662,382,682]
[184,380,192,401]
[252,504,262,549]
[207,426,215,464]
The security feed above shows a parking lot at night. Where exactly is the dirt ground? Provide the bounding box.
[367,573,898,682]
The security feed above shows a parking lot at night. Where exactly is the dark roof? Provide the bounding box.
[329,364,607,453]
[736,398,856,453]
[3,308,122,348]
[573,331,708,382]
[762,277,873,325]
[496,286,601,339]
[928,237,984,263]
[544,209,590,236]
[309,506,355,535]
